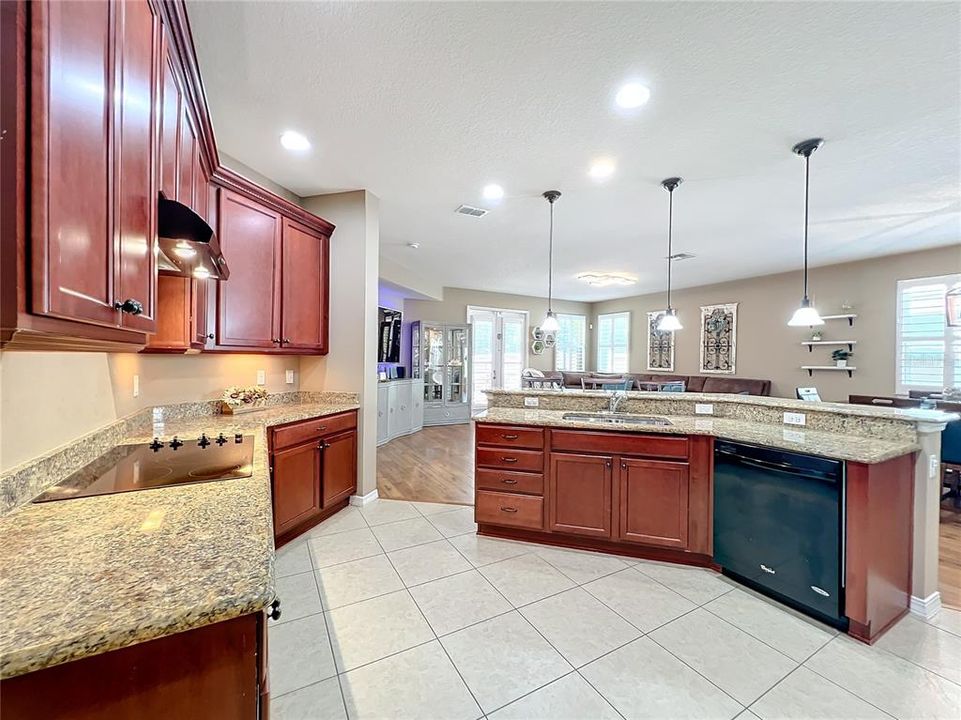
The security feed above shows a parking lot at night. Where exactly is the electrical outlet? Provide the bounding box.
[783,412,806,426]
[694,418,714,432]
[256,369,266,386]
[133,374,140,398]
[524,397,539,407]
[695,403,714,415]
[285,370,295,384]
[783,428,806,443]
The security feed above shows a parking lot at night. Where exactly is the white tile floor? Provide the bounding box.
[269,499,961,720]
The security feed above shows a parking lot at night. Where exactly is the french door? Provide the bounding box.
[468,307,527,408]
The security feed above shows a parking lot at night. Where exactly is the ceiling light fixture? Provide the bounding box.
[482,184,504,201]
[657,178,683,332]
[787,138,825,327]
[577,272,636,287]
[615,82,651,110]
[588,158,616,181]
[407,242,420,250]
[539,191,562,334]
[280,130,311,152]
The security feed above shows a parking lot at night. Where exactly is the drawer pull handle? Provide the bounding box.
[500,506,518,513]
[871,398,894,405]
[501,457,518,463]
[502,478,518,485]
[502,434,519,440]
[317,425,327,431]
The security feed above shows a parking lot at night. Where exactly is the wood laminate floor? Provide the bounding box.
[941,500,961,609]
[376,424,474,506]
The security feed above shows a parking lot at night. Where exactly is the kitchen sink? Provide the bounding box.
[561,412,673,426]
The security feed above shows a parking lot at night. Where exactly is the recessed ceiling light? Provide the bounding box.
[615,82,651,110]
[280,130,311,152]
[407,242,420,250]
[588,158,616,181]
[482,184,504,201]
[577,272,637,287]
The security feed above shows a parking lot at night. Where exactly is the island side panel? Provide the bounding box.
[845,453,915,643]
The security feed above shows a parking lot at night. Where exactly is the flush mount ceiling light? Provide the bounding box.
[577,272,636,287]
[588,158,616,182]
[539,191,562,334]
[482,184,504,201]
[280,130,310,152]
[615,82,651,110]
[657,177,683,332]
[787,138,825,327]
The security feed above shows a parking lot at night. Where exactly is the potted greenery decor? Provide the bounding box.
[831,348,853,368]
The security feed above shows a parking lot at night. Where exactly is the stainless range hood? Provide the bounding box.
[157,196,230,280]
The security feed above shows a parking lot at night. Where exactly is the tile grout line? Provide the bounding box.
[307,536,350,718]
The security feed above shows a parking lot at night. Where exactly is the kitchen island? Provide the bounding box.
[0,393,359,717]
[474,389,957,644]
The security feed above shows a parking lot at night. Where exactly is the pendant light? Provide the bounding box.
[539,190,562,334]
[657,178,683,332]
[788,138,825,327]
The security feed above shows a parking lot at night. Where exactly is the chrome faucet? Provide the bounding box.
[609,391,627,414]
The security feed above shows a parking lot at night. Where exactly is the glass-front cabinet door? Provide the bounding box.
[424,325,445,405]
[447,326,469,406]
[412,321,472,426]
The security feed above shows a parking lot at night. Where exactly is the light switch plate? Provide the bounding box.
[783,412,806,426]
[695,403,714,415]
[285,370,295,384]
[133,374,140,398]
[256,369,266,386]
[524,397,539,407]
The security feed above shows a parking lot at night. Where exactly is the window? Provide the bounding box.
[554,314,586,371]
[596,312,630,373]
[896,274,961,394]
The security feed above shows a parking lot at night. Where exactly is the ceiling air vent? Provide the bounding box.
[455,204,489,218]
[668,252,696,261]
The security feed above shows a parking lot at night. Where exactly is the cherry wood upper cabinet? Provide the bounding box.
[549,452,613,539]
[618,458,690,549]
[217,190,282,348]
[114,0,160,333]
[159,38,180,201]
[281,219,329,352]
[178,103,195,206]
[31,0,117,328]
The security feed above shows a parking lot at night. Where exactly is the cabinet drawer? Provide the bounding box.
[271,411,357,451]
[476,491,543,530]
[551,430,689,459]
[476,424,544,449]
[476,468,544,495]
[476,447,544,472]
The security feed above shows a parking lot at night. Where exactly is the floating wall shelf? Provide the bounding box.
[801,340,857,352]
[818,314,858,326]
[802,365,857,378]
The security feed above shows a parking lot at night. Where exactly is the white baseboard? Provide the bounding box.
[349,489,379,507]
[909,591,942,620]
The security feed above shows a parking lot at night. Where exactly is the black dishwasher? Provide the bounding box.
[713,440,846,628]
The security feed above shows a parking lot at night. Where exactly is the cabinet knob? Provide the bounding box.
[621,462,627,469]
[606,460,612,468]
[317,440,330,450]
[271,338,280,344]
[206,333,214,340]
[283,337,291,343]
[114,298,144,315]
[268,599,282,621]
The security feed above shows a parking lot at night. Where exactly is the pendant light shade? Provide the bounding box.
[539,190,562,334]
[788,138,824,327]
[657,177,683,332]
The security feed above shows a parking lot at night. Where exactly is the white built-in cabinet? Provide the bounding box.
[376,379,424,446]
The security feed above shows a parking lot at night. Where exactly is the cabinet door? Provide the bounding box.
[410,382,424,432]
[321,430,357,507]
[114,0,159,333]
[377,387,389,444]
[191,278,210,348]
[618,458,690,549]
[271,439,322,540]
[394,382,412,436]
[159,39,180,200]
[386,383,400,439]
[217,190,282,348]
[280,218,329,352]
[145,275,190,350]
[178,103,194,206]
[32,0,117,326]
[549,453,613,538]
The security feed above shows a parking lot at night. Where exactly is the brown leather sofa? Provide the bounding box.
[536,371,771,396]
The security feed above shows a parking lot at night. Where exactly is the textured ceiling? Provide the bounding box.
[188,1,961,301]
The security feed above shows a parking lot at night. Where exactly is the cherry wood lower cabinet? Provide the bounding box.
[0,612,265,719]
[269,411,358,547]
[618,458,690,549]
[549,453,613,539]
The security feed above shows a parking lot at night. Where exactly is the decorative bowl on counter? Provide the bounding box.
[220,385,269,415]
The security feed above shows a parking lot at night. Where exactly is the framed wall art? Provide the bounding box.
[646,311,675,372]
[699,303,738,374]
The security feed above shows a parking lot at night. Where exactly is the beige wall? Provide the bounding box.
[592,246,960,401]
[0,351,299,472]
[404,288,592,374]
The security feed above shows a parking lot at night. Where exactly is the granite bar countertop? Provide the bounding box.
[0,399,359,679]
[474,408,920,464]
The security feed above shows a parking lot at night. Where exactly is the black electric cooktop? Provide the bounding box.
[33,434,254,503]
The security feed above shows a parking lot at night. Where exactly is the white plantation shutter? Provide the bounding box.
[596,312,630,373]
[896,274,961,393]
[554,314,586,371]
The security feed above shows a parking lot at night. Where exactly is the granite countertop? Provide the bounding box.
[0,400,359,679]
[474,408,920,464]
